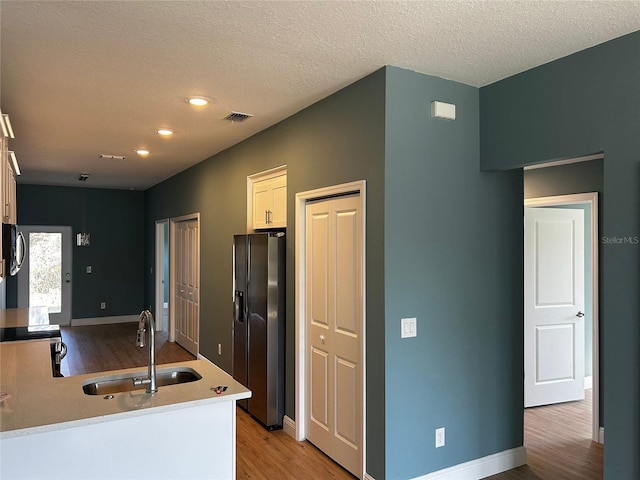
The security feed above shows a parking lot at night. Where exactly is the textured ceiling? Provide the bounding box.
[2,1,640,190]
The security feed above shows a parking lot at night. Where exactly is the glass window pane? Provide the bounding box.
[28,232,62,314]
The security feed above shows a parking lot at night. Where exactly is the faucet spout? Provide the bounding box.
[133,310,157,393]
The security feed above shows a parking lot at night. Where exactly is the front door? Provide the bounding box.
[305,194,362,478]
[173,217,199,356]
[524,207,585,407]
[17,226,72,326]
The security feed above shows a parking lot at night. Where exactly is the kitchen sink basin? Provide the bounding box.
[82,367,201,395]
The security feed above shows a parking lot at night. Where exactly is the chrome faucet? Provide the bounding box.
[132,310,157,393]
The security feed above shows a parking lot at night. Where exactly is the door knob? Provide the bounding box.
[576,311,585,317]
[319,335,325,344]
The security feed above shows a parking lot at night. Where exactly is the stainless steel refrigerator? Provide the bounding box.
[233,232,285,429]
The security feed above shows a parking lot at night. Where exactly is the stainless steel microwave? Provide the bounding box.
[2,223,25,276]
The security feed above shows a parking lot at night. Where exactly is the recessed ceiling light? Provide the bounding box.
[136,149,150,156]
[155,128,173,136]
[187,96,210,107]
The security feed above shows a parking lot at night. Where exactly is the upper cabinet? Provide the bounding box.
[251,169,287,230]
[4,160,17,224]
[1,111,18,226]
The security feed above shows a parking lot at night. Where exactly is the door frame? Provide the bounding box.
[295,180,366,474]
[17,225,73,326]
[155,219,169,331]
[525,192,600,443]
[169,213,200,347]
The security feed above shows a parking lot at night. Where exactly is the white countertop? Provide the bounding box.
[0,306,50,328]
[0,339,251,439]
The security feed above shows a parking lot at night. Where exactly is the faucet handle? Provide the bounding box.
[136,328,146,347]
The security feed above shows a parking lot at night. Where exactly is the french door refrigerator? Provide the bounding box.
[233,232,285,428]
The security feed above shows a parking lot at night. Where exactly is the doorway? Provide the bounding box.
[524,192,600,443]
[155,219,169,331]
[295,180,366,479]
[17,226,72,326]
[170,213,200,356]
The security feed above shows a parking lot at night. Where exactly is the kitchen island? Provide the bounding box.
[0,338,251,479]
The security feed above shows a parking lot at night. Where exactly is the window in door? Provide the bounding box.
[17,226,72,325]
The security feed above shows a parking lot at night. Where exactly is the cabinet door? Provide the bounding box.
[252,173,287,230]
[253,180,272,229]
[1,136,6,223]
[4,162,16,224]
[0,137,5,277]
[269,175,287,227]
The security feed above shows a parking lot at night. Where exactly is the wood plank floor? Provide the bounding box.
[59,323,355,480]
[485,388,602,480]
[60,322,195,376]
[60,324,601,480]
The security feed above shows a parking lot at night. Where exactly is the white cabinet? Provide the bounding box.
[1,113,17,225]
[0,135,5,278]
[252,173,287,229]
[4,160,17,225]
[0,111,18,278]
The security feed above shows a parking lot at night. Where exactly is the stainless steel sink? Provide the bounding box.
[82,367,201,395]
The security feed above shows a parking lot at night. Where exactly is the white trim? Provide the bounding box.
[283,415,296,439]
[410,447,527,480]
[584,375,593,390]
[246,165,287,233]
[599,427,605,444]
[295,180,367,477]
[523,153,603,170]
[525,192,600,443]
[70,315,138,326]
[155,219,169,331]
[364,475,376,480]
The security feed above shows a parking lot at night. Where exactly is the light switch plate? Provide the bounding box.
[401,317,417,338]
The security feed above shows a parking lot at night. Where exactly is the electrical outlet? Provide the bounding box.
[86,266,92,274]
[218,343,222,355]
[435,427,445,448]
[100,302,106,310]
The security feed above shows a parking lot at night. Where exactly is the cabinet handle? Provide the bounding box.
[265,210,269,224]
[268,210,272,224]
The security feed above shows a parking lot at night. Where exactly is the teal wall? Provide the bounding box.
[384,67,523,478]
[481,31,640,479]
[144,68,387,478]
[12,185,145,319]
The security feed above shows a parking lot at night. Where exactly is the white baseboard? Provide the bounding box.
[411,446,527,480]
[364,474,376,480]
[584,376,593,390]
[283,415,296,439]
[70,315,139,326]
[599,427,605,444]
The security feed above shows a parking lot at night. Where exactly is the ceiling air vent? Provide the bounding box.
[223,111,253,123]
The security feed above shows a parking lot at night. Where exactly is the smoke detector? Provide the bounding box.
[223,111,253,123]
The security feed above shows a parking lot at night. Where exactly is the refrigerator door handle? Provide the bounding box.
[234,291,244,322]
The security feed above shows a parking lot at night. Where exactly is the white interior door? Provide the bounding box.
[17,226,72,326]
[305,194,362,478]
[173,217,199,356]
[155,220,169,331]
[524,207,585,407]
